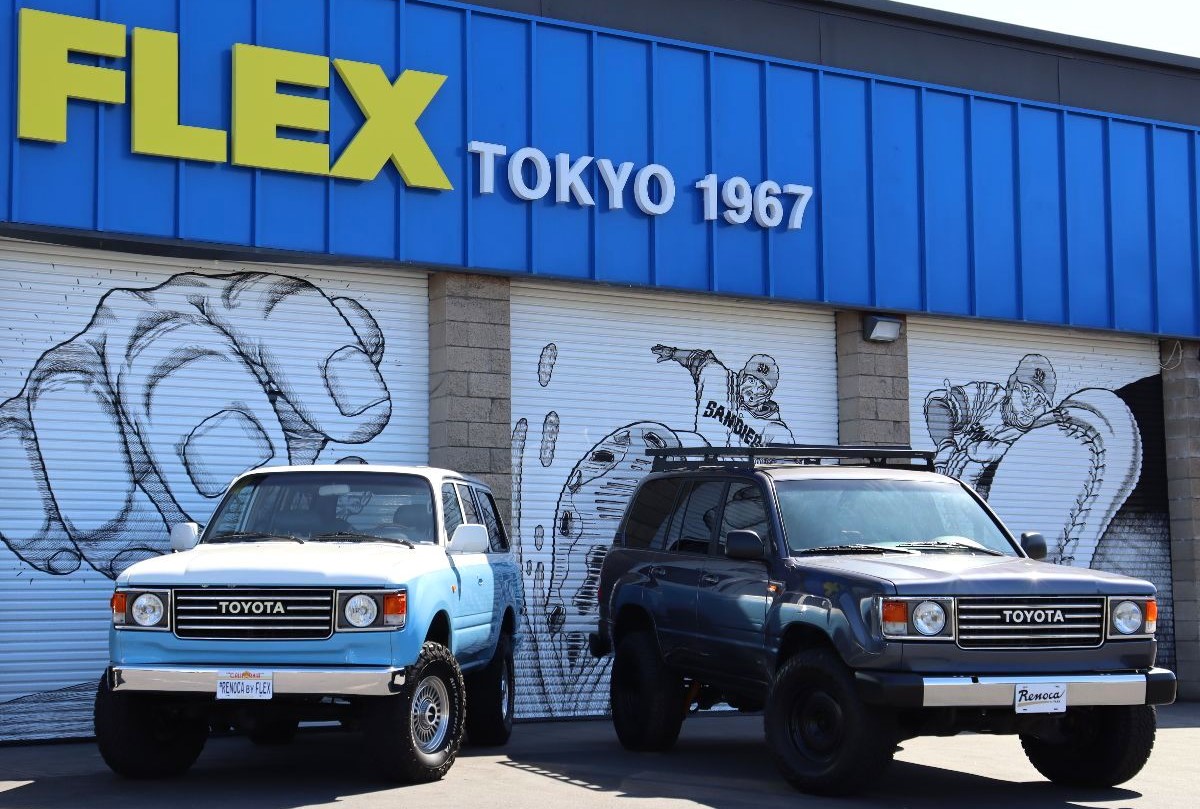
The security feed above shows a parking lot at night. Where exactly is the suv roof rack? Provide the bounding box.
[647,445,936,472]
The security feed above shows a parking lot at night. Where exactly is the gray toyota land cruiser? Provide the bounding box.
[588,446,1176,796]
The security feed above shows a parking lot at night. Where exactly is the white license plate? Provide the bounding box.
[1014,682,1067,713]
[216,670,273,700]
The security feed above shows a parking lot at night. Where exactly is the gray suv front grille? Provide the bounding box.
[955,597,1106,649]
[173,588,334,640]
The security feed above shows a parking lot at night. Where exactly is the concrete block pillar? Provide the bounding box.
[836,311,910,446]
[1162,340,1200,698]
[429,272,513,521]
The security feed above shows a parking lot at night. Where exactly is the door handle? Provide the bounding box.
[477,577,485,585]
[700,573,720,586]
[648,566,668,578]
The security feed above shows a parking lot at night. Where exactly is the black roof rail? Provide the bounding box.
[647,445,936,472]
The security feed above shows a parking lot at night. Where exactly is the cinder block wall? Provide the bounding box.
[429,272,513,520]
[1163,340,1200,698]
[836,311,910,446]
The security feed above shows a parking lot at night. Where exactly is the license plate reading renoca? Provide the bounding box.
[216,670,274,700]
[1014,682,1067,714]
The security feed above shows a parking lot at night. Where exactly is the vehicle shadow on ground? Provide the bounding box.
[492,715,1142,809]
[0,714,1155,809]
[0,731,405,809]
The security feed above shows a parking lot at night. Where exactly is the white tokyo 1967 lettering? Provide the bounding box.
[467,141,813,230]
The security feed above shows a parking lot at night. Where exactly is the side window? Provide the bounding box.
[456,483,480,524]
[442,484,464,538]
[625,478,684,550]
[718,482,771,555]
[475,490,510,552]
[663,481,726,555]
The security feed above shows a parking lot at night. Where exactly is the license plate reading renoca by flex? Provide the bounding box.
[215,670,274,700]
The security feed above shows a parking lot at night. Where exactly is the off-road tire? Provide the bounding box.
[363,641,465,783]
[94,673,207,779]
[764,648,896,796]
[466,632,515,746]
[247,717,299,746]
[610,630,687,752]
[1020,705,1156,787]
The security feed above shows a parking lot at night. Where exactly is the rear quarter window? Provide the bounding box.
[623,478,684,549]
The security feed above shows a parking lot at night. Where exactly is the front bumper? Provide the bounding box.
[108,665,406,697]
[856,667,1176,709]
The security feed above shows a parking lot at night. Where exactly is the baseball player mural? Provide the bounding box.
[650,344,796,447]
[922,353,1142,569]
[914,344,1172,668]
[513,339,815,717]
[924,353,1057,496]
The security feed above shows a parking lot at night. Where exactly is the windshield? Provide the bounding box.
[775,478,1016,556]
[203,471,437,544]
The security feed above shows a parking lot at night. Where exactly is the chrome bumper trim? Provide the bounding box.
[922,672,1149,708]
[110,665,406,696]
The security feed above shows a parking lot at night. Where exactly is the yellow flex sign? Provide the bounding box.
[17,8,452,190]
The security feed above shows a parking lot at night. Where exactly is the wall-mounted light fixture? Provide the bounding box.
[862,314,903,343]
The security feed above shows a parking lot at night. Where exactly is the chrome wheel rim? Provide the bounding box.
[500,662,512,722]
[411,675,450,754]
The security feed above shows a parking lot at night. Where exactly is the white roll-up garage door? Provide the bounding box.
[0,237,428,741]
[511,280,838,719]
[907,316,1173,667]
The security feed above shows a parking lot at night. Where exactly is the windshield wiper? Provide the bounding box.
[896,540,1005,556]
[206,532,304,544]
[795,544,918,556]
[312,532,416,549]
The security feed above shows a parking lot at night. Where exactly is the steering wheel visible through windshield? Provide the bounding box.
[203,471,437,544]
[774,478,1017,556]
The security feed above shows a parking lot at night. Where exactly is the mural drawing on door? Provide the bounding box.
[510,293,836,718]
[0,263,424,740]
[912,337,1174,668]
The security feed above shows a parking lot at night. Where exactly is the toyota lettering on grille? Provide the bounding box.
[217,600,286,615]
[1001,609,1066,624]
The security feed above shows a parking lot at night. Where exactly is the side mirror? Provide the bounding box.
[1020,531,1047,561]
[170,522,201,552]
[726,530,766,561]
[448,523,489,554]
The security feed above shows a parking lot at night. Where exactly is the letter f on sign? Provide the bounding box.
[330,61,452,189]
[18,9,127,143]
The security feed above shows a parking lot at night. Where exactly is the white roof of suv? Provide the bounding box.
[228,464,491,490]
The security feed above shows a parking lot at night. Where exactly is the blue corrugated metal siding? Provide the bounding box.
[2,0,1199,337]
[0,0,11,225]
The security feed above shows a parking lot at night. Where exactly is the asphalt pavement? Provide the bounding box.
[2,702,1199,809]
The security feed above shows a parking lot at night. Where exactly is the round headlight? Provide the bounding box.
[1113,600,1143,635]
[912,601,946,636]
[131,593,164,627]
[345,594,378,628]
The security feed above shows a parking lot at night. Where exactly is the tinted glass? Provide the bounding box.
[664,481,725,555]
[624,478,684,550]
[442,484,464,536]
[476,490,510,552]
[775,479,1015,555]
[719,482,770,553]
[456,483,480,524]
[204,472,436,543]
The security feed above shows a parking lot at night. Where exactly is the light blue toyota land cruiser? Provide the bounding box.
[95,465,522,783]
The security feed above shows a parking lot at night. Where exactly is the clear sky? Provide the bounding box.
[891,0,1200,58]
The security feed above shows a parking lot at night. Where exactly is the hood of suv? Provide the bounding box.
[791,553,1156,596]
[117,541,447,587]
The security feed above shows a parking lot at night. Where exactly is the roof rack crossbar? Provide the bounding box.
[647,445,936,472]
